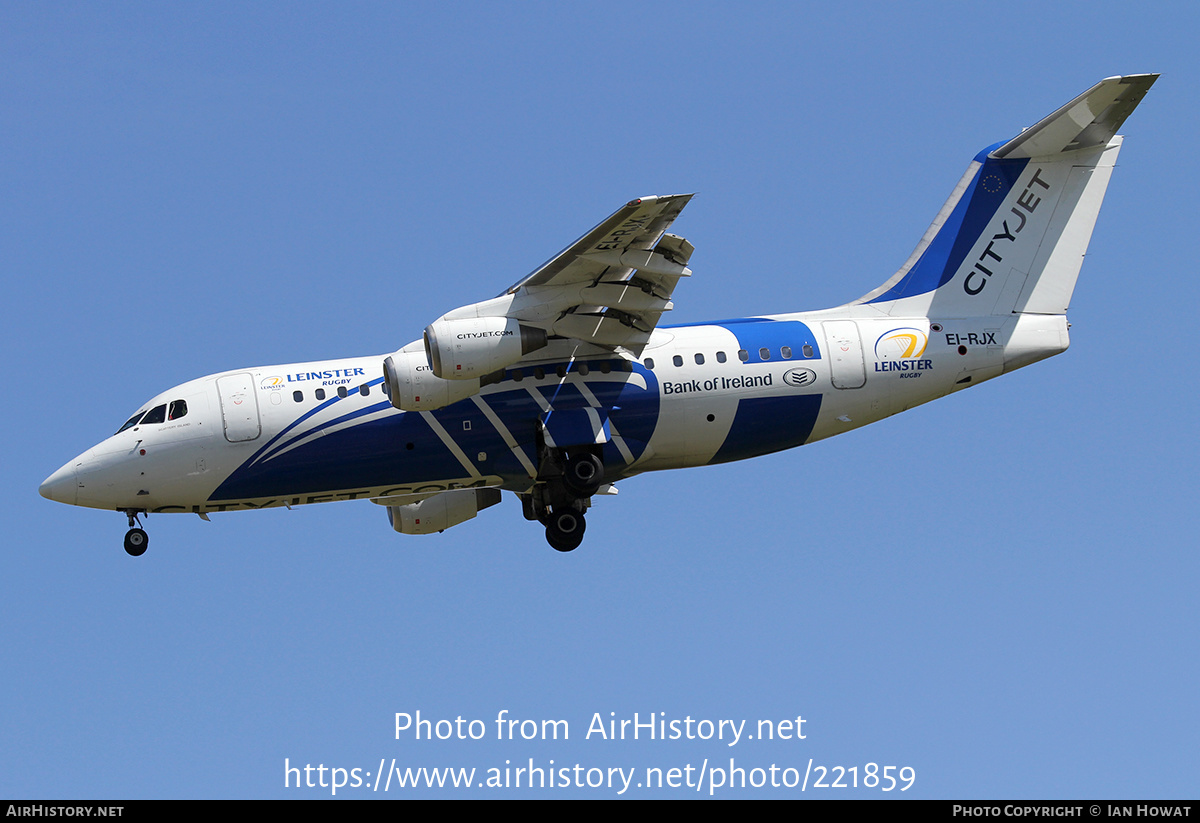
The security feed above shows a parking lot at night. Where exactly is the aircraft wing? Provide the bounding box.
[434,194,696,356]
[507,194,694,292]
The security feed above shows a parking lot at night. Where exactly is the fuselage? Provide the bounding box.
[39,308,1067,516]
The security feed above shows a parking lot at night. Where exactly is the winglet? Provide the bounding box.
[991,74,1158,159]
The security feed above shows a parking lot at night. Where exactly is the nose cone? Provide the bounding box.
[39,462,78,506]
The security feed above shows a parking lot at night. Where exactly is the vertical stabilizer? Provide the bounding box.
[854,74,1157,319]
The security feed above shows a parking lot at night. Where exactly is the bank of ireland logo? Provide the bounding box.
[260,375,285,391]
[783,367,817,388]
[875,328,928,360]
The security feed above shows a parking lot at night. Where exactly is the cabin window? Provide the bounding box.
[534,367,545,380]
[738,349,749,362]
[168,400,188,420]
[672,355,683,367]
[695,353,705,365]
[645,358,655,370]
[116,411,146,434]
[337,387,348,398]
[315,389,326,401]
[803,344,814,358]
[556,365,566,378]
[141,404,167,424]
[577,363,589,376]
[360,385,370,396]
[512,369,524,381]
[599,361,612,374]
[716,351,727,363]
[759,347,771,361]
[781,346,792,359]
[293,391,303,403]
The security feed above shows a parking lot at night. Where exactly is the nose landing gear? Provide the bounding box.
[124,528,148,556]
[122,510,148,557]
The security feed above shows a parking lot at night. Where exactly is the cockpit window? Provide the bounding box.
[141,404,167,425]
[116,411,146,434]
[168,400,188,420]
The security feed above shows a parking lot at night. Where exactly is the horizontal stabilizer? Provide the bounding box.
[992,74,1158,159]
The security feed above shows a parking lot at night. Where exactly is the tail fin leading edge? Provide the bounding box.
[856,74,1157,319]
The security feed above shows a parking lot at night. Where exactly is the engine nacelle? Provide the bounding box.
[386,488,503,535]
[382,349,487,412]
[424,316,547,380]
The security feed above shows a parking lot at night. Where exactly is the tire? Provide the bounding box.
[562,453,603,497]
[545,510,586,552]
[124,528,148,557]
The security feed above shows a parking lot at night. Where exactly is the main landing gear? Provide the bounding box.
[562,452,603,498]
[521,449,603,553]
[123,510,148,557]
[545,506,586,553]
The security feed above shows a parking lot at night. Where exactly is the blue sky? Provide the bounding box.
[3,2,1197,798]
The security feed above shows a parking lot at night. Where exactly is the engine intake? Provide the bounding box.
[383,349,500,412]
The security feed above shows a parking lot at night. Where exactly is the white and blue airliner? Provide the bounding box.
[41,75,1157,555]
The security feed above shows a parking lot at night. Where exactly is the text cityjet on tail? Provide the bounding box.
[42,75,1158,555]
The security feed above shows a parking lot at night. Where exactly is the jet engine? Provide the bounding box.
[383,349,503,412]
[423,316,547,380]
[386,488,503,535]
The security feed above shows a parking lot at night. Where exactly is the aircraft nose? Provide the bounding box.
[39,461,78,505]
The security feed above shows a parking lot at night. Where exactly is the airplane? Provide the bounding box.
[40,74,1157,556]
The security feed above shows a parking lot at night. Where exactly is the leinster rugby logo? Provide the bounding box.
[875,328,928,360]
[874,328,933,376]
[782,367,817,388]
[260,375,285,391]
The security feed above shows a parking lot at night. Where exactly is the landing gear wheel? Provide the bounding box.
[545,510,586,553]
[563,453,603,497]
[124,528,148,557]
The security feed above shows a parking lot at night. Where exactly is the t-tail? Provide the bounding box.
[855,75,1157,329]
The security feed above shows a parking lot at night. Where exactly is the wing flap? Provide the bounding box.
[502,195,695,353]
[552,313,654,348]
[426,195,694,358]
